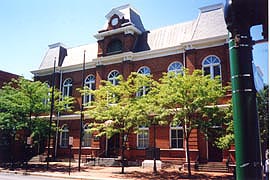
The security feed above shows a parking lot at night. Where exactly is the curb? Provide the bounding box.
[0,169,119,180]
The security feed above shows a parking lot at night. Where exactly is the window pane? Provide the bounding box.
[107,39,122,53]
[214,65,221,77]
[171,130,176,138]
[177,130,183,138]
[171,139,177,148]
[204,67,210,76]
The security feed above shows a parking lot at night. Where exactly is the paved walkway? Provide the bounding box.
[0,162,234,180]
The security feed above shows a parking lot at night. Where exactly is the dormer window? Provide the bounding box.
[107,39,122,54]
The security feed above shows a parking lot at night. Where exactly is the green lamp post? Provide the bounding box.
[224,0,268,179]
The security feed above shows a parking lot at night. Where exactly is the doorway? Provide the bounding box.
[208,128,223,162]
[107,133,120,157]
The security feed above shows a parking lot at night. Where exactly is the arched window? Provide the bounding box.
[63,78,72,97]
[60,125,69,148]
[202,55,221,79]
[108,70,120,85]
[107,39,122,54]
[137,125,149,149]
[84,75,95,104]
[170,123,183,149]
[136,66,151,97]
[137,66,151,75]
[82,124,92,147]
[168,61,183,75]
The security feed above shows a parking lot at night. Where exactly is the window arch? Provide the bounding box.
[84,75,95,104]
[136,66,151,96]
[63,78,72,97]
[108,70,120,85]
[60,124,69,148]
[170,123,183,149]
[168,61,183,74]
[202,55,221,79]
[137,66,151,75]
[82,124,92,147]
[107,39,122,54]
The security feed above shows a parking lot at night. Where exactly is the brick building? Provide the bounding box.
[0,70,19,88]
[32,4,233,164]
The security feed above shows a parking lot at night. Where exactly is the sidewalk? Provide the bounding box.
[0,162,234,180]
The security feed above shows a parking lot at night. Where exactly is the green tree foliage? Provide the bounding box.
[216,86,269,152]
[257,86,269,152]
[156,69,226,176]
[83,73,155,173]
[215,103,234,150]
[0,77,73,159]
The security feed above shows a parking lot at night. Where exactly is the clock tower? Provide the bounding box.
[94,4,146,57]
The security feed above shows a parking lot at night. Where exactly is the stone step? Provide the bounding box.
[196,162,228,173]
[85,157,121,167]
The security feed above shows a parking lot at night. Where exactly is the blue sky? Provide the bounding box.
[0,0,268,83]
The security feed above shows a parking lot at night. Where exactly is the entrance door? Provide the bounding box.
[208,128,223,162]
[107,133,120,157]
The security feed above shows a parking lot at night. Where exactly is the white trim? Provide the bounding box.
[167,61,183,74]
[202,55,222,79]
[59,124,69,148]
[169,123,184,149]
[199,3,224,13]
[32,36,227,77]
[137,126,149,149]
[94,25,142,40]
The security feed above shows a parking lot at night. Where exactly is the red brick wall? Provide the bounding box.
[35,44,230,162]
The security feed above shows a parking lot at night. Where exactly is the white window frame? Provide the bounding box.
[107,70,120,85]
[170,123,184,149]
[63,78,72,97]
[83,75,95,104]
[82,124,92,147]
[137,126,149,149]
[136,66,151,97]
[202,55,222,79]
[168,61,183,75]
[60,124,69,148]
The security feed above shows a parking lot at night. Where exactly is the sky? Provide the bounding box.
[0,0,268,84]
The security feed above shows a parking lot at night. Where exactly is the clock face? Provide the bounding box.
[111,17,119,26]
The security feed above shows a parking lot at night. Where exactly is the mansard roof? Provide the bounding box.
[32,3,227,75]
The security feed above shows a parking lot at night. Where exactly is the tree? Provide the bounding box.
[84,73,155,173]
[0,77,73,162]
[216,86,269,155]
[156,70,226,176]
[257,86,269,154]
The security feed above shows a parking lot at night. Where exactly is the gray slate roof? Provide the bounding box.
[34,3,227,72]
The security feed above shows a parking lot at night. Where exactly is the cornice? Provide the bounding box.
[94,25,142,40]
[32,35,227,76]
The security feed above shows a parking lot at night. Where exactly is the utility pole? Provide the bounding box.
[224,0,268,179]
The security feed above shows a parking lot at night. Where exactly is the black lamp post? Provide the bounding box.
[150,113,157,174]
[78,50,86,172]
[153,121,157,174]
[46,58,56,170]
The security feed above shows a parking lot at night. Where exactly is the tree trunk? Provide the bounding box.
[186,135,191,177]
[121,133,125,174]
